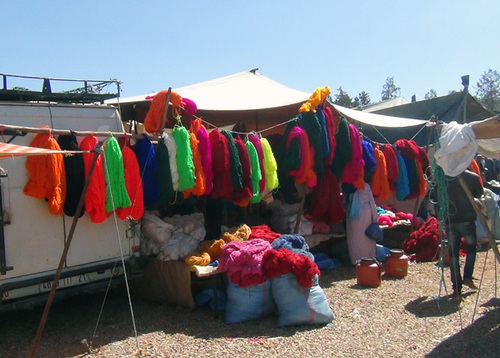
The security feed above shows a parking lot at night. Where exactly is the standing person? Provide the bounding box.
[445,169,483,299]
[345,183,379,265]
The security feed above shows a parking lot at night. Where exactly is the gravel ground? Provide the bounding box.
[1,251,499,358]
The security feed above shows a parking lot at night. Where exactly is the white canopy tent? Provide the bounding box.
[107,69,427,134]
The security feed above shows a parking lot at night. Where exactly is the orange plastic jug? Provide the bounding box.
[356,257,382,287]
[385,249,409,277]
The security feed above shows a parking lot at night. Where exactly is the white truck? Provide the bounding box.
[0,76,141,312]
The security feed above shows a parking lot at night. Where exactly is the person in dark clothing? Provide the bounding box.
[445,169,483,299]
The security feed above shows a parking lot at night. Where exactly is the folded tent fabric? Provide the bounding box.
[23,130,66,216]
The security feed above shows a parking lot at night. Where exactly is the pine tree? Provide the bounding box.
[475,69,500,111]
[381,77,401,101]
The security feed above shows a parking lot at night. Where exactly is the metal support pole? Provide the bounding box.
[29,142,103,358]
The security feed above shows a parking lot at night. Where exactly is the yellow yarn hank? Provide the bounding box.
[299,86,331,113]
[261,137,279,190]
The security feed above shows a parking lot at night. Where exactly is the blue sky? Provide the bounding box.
[1,1,498,103]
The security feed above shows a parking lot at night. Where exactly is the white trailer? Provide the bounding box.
[0,100,141,312]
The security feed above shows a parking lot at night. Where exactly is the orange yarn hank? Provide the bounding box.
[144,90,184,134]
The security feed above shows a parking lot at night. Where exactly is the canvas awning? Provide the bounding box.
[331,103,427,128]
[108,69,312,111]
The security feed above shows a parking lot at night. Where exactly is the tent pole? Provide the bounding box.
[29,142,104,358]
[457,174,500,265]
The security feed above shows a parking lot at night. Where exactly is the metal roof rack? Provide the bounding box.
[0,73,120,104]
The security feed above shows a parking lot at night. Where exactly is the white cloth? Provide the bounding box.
[434,121,478,177]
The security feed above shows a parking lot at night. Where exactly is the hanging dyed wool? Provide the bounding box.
[382,144,399,191]
[57,134,85,217]
[370,145,390,202]
[80,136,108,223]
[361,139,377,175]
[104,137,131,212]
[315,106,330,158]
[306,169,344,225]
[143,90,183,134]
[233,136,253,207]
[395,139,425,199]
[209,129,233,200]
[322,106,337,165]
[248,132,266,193]
[116,145,144,220]
[299,111,325,180]
[246,140,262,203]
[24,131,66,216]
[298,86,331,113]
[183,132,205,198]
[172,125,195,192]
[395,151,410,201]
[278,122,302,174]
[190,118,213,195]
[163,132,179,191]
[285,126,316,187]
[221,130,243,193]
[260,137,279,191]
[134,134,160,206]
[155,135,175,206]
[331,116,351,178]
[341,124,365,189]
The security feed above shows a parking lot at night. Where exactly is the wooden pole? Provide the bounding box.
[457,174,500,265]
[29,142,103,358]
[0,123,157,141]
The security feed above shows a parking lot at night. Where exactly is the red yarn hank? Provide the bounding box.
[249,225,282,243]
[262,248,320,288]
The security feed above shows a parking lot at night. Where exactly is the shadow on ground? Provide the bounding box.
[425,304,500,357]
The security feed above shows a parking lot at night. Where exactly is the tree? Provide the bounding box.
[381,76,401,101]
[475,69,500,111]
[358,91,371,106]
[424,89,437,100]
[333,86,353,108]
[353,91,371,108]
